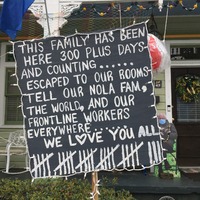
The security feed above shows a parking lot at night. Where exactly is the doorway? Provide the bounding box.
[171,68,200,167]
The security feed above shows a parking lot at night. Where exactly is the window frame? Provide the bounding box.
[0,43,23,127]
[4,67,23,125]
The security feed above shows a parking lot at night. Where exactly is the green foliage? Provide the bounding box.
[176,74,200,102]
[0,177,136,200]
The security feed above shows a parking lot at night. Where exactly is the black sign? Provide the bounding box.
[14,22,163,178]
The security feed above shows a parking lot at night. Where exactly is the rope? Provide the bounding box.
[163,3,169,42]
[44,0,51,36]
[119,3,122,28]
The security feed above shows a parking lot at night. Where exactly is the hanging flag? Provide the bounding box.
[0,0,34,40]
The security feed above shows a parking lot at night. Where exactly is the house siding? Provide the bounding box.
[153,72,166,114]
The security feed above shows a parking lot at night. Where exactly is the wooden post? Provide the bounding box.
[92,171,99,200]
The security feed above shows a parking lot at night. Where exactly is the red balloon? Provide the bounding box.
[148,34,162,70]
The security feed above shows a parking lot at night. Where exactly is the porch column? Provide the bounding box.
[29,0,81,37]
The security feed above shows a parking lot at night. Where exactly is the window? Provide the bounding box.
[5,45,15,62]
[5,68,23,125]
[177,98,200,122]
[171,46,200,60]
